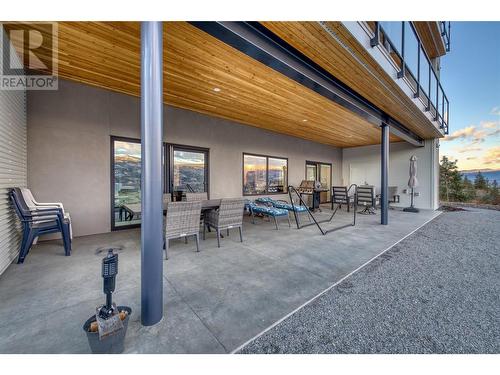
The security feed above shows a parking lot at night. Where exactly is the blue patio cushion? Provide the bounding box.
[255,197,274,204]
[247,201,288,217]
[272,201,308,212]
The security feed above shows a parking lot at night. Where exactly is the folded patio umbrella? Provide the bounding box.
[408,155,418,188]
[404,155,419,212]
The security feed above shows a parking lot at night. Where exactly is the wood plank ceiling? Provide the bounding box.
[5,21,407,147]
[413,22,447,58]
[261,22,443,139]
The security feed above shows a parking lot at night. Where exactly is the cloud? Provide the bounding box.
[466,157,477,160]
[444,126,476,141]
[491,106,500,116]
[455,145,483,153]
[481,121,499,129]
[489,129,500,137]
[480,121,500,138]
[483,146,500,166]
[444,126,487,144]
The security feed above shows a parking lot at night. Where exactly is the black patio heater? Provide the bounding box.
[83,249,132,354]
[100,249,119,319]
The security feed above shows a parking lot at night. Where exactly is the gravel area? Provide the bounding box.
[239,209,500,353]
[441,202,500,211]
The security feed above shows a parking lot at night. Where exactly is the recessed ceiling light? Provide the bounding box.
[213,87,221,92]
[302,119,308,122]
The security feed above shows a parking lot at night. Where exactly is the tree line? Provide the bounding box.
[440,156,499,205]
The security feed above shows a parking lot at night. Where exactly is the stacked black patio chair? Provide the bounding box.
[10,187,72,263]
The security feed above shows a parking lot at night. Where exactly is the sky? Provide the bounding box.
[439,22,500,171]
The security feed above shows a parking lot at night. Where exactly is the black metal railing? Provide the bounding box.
[440,21,451,52]
[287,185,357,235]
[370,21,449,135]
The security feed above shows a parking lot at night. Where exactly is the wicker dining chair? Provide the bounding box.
[164,201,202,259]
[205,198,245,247]
[185,192,208,201]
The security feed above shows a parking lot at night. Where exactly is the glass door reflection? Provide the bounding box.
[112,138,141,229]
[169,145,209,200]
[305,161,332,203]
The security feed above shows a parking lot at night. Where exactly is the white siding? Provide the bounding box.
[0,42,27,274]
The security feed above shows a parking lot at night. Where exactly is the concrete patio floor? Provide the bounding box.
[0,206,440,353]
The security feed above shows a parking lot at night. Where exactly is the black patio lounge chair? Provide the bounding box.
[331,186,352,212]
[356,185,377,215]
[10,188,71,263]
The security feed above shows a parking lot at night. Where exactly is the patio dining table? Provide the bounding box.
[120,199,221,221]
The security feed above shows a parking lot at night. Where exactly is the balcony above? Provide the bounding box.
[413,21,451,58]
[366,21,450,135]
[261,22,448,139]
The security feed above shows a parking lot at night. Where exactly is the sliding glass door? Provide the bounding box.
[111,137,142,229]
[306,163,317,182]
[305,161,332,203]
[111,138,209,230]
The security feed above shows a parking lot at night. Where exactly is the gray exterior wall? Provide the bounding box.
[341,139,440,210]
[28,79,342,237]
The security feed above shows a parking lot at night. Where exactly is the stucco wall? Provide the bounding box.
[341,139,439,210]
[28,79,342,237]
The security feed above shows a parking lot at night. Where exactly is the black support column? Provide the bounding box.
[140,21,164,326]
[380,122,389,225]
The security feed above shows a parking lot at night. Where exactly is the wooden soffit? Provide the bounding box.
[260,21,443,139]
[413,21,447,59]
[4,21,404,147]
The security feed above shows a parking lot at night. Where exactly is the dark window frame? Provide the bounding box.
[242,152,288,196]
[110,137,210,231]
[110,135,142,231]
[305,160,333,202]
[166,143,210,199]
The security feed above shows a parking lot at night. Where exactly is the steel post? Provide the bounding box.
[140,21,164,326]
[381,123,389,225]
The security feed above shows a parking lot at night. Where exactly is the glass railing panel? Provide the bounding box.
[380,21,402,51]
[368,21,449,133]
[419,48,430,100]
[404,22,419,82]
[436,85,441,121]
[429,72,437,108]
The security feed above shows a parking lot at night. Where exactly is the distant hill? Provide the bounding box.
[115,154,140,163]
[460,169,500,183]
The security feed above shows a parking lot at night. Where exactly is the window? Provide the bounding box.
[167,144,209,201]
[111,138,210,230]
[243,153,288,195]
[268,157,288,193]
[111,137,142,229]
[169,146,208,193]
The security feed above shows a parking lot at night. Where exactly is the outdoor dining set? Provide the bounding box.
[9,183,401,263]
